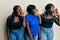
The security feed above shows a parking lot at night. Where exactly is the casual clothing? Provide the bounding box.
[7,16,24,40]
[40,27,54,40]
[40,14,55,40]
[10,28,24,40]
[41,14,54,28]
[24,14,39,40]
[24,31,38,40]
[9,16,23,29]
[25,14,39,36]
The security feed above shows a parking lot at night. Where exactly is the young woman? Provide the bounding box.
[39,3,60,40]
[6,5,25,40]
[24,5,41,40]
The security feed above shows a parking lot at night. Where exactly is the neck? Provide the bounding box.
[29,14,34,16]
[46,13,52,16]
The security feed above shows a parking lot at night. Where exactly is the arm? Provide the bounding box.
[23,16,25,28]
[33,9,42,40]
[38,15,43,40]
[54,14,60,26]
[6,16,10,40]
[54,8,60,26]
[26,22,33,40]
[33,9,42,24]
[38,26,40,40]
[20,11,26,28]
[34,9,42,33]
[38,14,42,25]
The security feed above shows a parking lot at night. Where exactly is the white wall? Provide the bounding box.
[0,0,60,40]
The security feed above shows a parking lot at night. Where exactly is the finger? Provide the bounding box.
[55,8,58,13]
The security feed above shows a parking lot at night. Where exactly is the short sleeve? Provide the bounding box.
[34,14,39,19]
[25,15,29,23]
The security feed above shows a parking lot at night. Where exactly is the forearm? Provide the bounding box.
[26,22,33,39]
[57,14,60,26]
[58,14,60,26]
[38,26,40,40]
[7,28,10,40]
[38,26,40,35]
[27,27,33,38]
[59,15,60,26]
[55,14,60,26]
[23,17,25,27]
[38,15,42,24]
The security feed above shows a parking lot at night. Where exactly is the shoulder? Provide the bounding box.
[6,15,12,23]
[25,14,29,18]
[34,14,38,16]
[7,15,11,20]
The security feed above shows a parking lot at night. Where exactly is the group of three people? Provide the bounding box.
[6,3,60,40]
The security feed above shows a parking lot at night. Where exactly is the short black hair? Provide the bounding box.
[27,5,36,14]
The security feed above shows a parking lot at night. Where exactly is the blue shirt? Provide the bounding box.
[25,14,39,36]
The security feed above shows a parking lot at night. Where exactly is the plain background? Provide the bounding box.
[0,0,60,40]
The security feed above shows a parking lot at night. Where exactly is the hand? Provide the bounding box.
[20,10,25,17]
[8,37,10,40]
[33,9,40,15]
[38,34,40,40]
[54,8,59,16]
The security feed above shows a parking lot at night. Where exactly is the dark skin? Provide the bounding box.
[26,8,41,40]
[38,6,60,40]
[33,9,41,40]
[53,8,60,26]
[26,6,60,40]
[6,16,10,40]
[26,21,33,40]
[6,7,25,40]
[26,13,34,40]
[41,6,60,26]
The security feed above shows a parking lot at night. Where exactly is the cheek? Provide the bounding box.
[17,10,20,13]
[50,9,54,13]
[18,13,20,15]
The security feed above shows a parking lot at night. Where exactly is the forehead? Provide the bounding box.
[51,6,55,8]
[17,7,21,9]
